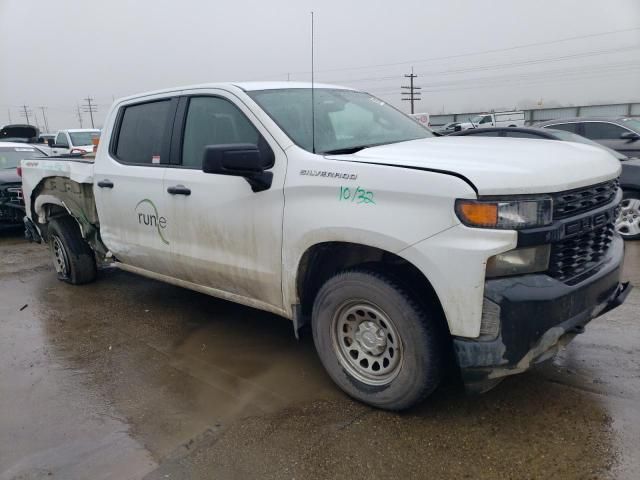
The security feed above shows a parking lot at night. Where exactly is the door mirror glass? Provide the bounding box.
[47,138,54,147]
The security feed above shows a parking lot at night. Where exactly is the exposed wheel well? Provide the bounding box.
[296,242,449,334]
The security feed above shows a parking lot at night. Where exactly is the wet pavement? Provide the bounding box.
[0,230,638,479]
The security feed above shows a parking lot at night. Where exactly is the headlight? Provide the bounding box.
[455,198,552,229]
[486,245,550,278]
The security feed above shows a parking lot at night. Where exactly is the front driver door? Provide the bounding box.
[163,93,286,312]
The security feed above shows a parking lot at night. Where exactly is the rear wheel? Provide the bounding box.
[312,268,443,410]
[48,216,97,284]
[615,191,640,240]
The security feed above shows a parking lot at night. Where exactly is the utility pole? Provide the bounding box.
[21,105,32,125]
[7,108,12,123]
[39,106,50,132]
[401,67,421,114]
[20,105,33,125]
[76,104,84,128]
[82,96,97,128]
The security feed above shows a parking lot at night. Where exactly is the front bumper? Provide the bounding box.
[454,235,631,392]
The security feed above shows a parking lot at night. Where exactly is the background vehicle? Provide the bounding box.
[457,111,525,130]
[20,82,629,410]
[537,117,640,158]
[450,127,640,240]
[48,129,101,155]
[0,124,40,143]
[0,143,46,228]
[435,122,460,135]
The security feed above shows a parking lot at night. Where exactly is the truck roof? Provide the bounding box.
[115,81,356,104]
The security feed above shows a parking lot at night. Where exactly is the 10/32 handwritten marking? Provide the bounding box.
[339,186,376,205]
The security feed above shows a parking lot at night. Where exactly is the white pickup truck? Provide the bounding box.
[20,82,630,410]
[458,111,525,130]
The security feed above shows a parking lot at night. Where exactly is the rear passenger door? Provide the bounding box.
[94,96,178,275]
[162,92,286,311]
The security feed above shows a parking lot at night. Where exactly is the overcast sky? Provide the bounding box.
[1,0,639,131]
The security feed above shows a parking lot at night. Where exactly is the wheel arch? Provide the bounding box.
[293,241,450,338]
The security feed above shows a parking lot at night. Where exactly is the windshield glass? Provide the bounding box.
[69,131,100,146]
[0,146,44,169]
[248,88,432,154]
[621,118,640,132]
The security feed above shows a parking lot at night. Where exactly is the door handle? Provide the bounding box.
[97,179,114,188]
[167,185,191,196]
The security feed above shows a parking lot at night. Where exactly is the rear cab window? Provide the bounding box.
[111,99,174,165]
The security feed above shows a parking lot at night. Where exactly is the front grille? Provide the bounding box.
[553,179,619,219]
[548,224,615,284]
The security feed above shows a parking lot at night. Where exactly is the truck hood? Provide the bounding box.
[329,137,621,195]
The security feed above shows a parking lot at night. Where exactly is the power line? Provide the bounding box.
[401,68,421,114]
[280,27,640,77]
[82,96,97,128]
[326,45,640,85]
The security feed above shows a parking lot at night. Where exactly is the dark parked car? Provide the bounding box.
[536,117,640,159]
[0,143,47,229]
[449,127,640,240]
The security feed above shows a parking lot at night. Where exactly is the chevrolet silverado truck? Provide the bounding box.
[20,82,631,410]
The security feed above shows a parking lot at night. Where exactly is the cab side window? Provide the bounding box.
[55,132,69,147]
[583,122,627,140]
[480,116,493,124]
[181,97,260,169]
[114,100,172,164]
[547,123,578,133]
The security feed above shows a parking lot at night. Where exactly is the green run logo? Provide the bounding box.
[135,199,169,245]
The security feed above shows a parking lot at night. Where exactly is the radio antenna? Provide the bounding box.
[311,11,316,154]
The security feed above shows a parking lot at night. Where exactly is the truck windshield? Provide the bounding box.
[248,88,432,154]
[0,147,43,169]
[69,131,100,146]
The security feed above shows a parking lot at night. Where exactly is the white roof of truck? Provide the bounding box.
[115,81,355,104]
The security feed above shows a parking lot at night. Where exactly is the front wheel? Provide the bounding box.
[615,191,640,240]
[312,269,444,410]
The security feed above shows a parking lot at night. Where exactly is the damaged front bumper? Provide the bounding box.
[454,236,631,393]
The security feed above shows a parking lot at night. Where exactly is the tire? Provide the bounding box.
[311,268,443,410]
[615,191,640,240]
[48,216,97,284]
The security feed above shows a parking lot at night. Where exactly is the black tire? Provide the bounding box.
[616,191,640,240]
[312,268,443,410]
[48,216,97,284]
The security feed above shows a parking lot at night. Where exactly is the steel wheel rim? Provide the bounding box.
[331,300,403,386]
[615,198,640,237]
[52,235,69,277]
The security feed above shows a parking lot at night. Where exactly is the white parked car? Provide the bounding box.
[20,82,630,409]
[48,129,101,155]
[459,111,525,130]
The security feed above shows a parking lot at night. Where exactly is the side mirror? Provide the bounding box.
[620,131,639,142]
[47,139,54,147]
[202,143,273,192]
